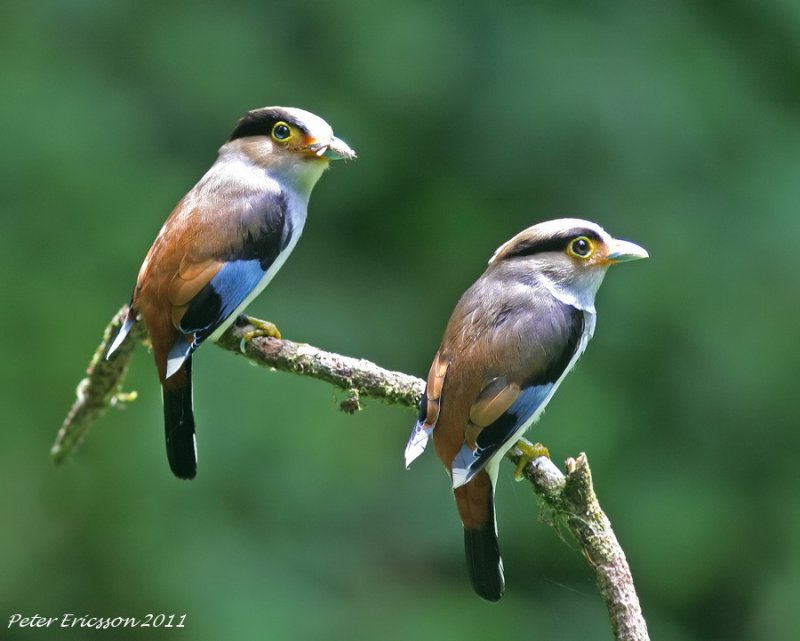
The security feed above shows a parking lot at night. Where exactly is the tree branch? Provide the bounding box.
[510,452,650,641]
[216,317,425,413]
[53,308,649,641]
[51,307,146,465]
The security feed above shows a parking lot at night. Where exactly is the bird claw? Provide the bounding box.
[238,316,282,353]
[513,440,550,481]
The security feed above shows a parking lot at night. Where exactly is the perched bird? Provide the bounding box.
[107,106,355,480]
[404,219,647,601]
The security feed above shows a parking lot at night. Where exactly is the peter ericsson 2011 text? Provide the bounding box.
[8,613,187,630]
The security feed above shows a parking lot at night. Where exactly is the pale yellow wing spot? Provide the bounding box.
[167,258,224,308]
[465,377,521,448]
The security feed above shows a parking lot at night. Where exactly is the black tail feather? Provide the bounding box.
[463,492,505,601]
[162,356,197,479]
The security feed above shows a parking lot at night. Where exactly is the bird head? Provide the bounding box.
[222,106,356,195]
[488,218,648,311]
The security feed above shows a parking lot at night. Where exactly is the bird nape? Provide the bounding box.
[404,218,648,600]
[106,106,355,479]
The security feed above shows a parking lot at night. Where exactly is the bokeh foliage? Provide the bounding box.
[2,1,799,639]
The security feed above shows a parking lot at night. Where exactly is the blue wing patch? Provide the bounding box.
[178,259,266,339]
[451,383,554,488]
[164,260,266,379]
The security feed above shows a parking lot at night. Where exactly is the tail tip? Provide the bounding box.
[464,526,505,602]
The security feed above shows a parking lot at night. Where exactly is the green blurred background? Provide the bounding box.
[2,1,799,639]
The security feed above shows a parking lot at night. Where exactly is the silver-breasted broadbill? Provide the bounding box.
[404,218,648,601]
[107,107,355,479]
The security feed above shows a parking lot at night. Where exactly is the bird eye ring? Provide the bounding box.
[271,122,292,141]
[569,237,593,258]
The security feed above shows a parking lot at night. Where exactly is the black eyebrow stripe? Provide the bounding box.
[228,110,304,141]
[503,228,602,259]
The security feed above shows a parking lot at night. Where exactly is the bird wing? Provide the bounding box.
[451,381,556,487]
[148,191,293,378]
[450,301,587,488]
[172,259,267,340]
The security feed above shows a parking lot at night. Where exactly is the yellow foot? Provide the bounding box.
[513,440,550,481]
[238,316,282,353]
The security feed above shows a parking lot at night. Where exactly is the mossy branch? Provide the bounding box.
[51,307,146,465]
[53,307,649,641]
[510,452,650,641]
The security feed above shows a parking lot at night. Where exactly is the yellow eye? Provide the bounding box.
[271,121,293,141]
[568,236,594,258]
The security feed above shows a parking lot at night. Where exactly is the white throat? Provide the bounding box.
[537,268,607,313]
